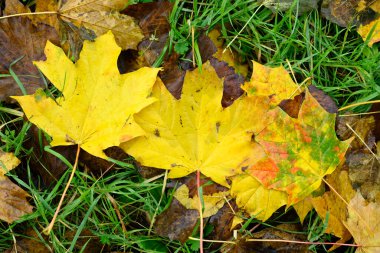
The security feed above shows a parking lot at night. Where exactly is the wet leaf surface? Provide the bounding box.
[0,151,33,223]
[0,0,59,101]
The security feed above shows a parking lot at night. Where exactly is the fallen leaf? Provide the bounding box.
[344,192,380,253]
[122,62,273,186]
[230,174,287,221]
[31,0,143,53]
[0,0,60,101]
[346,152,380,202]
[0,150,33,223]
[208,30,248,78]
[174,184,229,217]
[13,32,159,159]
[336,115,376,151]
[321,0,380,46]
[222,224,309,253]
[4,228,51,253]
[248,89,351,204]
[293,197,313,223]
[242,61,302,106]
[261,0,319,14]
[154,198,199,243]
[311,169,355,250]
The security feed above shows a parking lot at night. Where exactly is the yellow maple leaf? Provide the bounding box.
[230,174,287,221]
[174,184,229,218]
[242,61,301,105]
[0,150,33,223]
[13,32,160,159]
[344,192,380,253]
[122,62,273,186]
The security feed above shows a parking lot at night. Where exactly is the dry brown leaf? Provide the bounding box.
[321,0,380,46]
[30,0,143,54]
[344,192,380,253]
[311,170,355,250]
[0,0,60,101]
[0,151,33,223]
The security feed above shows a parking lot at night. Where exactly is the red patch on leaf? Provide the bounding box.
[249,158,279,186]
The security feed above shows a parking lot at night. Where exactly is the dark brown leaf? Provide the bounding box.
[308,85,338,113]
[25,125,76,186]
[279,93,305,118]
[154,198,199,243]
[0,0,59,101]
[4,228,51,253]
[222,224,310,253]
[209,57,245,107]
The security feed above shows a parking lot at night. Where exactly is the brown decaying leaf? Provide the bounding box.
[321,0,380,46]
[221,224,309,253]
[278,85,337,119]
[336,115,380,202]
[0,151,33,223]
[344,192,380,253]
[0,0,59,101]
[4,228,51,253]
[155,175,236,243]
[29,0,143,58]
[25,125,76,186]
[311,169,355,250]
[154,198,199,243]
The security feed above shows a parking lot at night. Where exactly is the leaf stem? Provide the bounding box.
[43,144,81,235]
[246,238,361,247]
[0,11,57,20]
[197,169,204,253]
[338,100,380,111]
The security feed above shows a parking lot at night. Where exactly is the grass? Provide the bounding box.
[1,0,380,252]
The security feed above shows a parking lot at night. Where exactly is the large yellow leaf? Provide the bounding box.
[344,192,380,253]
[0,151,33,223]
[122,62,273,186]
[13,32,159,159]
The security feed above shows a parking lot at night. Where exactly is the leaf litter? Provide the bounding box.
[2,0,380,252]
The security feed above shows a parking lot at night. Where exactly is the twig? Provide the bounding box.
[197,170,204,253]
[338,100,380,111]
[43,144,81,235]
[0,11,57,20]
[106,193,127,234]
[246,238,361,247]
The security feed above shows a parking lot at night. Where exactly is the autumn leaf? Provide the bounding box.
[357,1,380,46]
[230,174,287,221]
[344,192,380,253]
[242,61,301,106]
[0,150,33,223]
[13,32,159,159]
[174,184,229,217]
[122,62,273,186]
[31,0,144,51]
[248,89,351,204]
[0,0,59,101]
[311,170,355,250]
[321,0,380,46]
